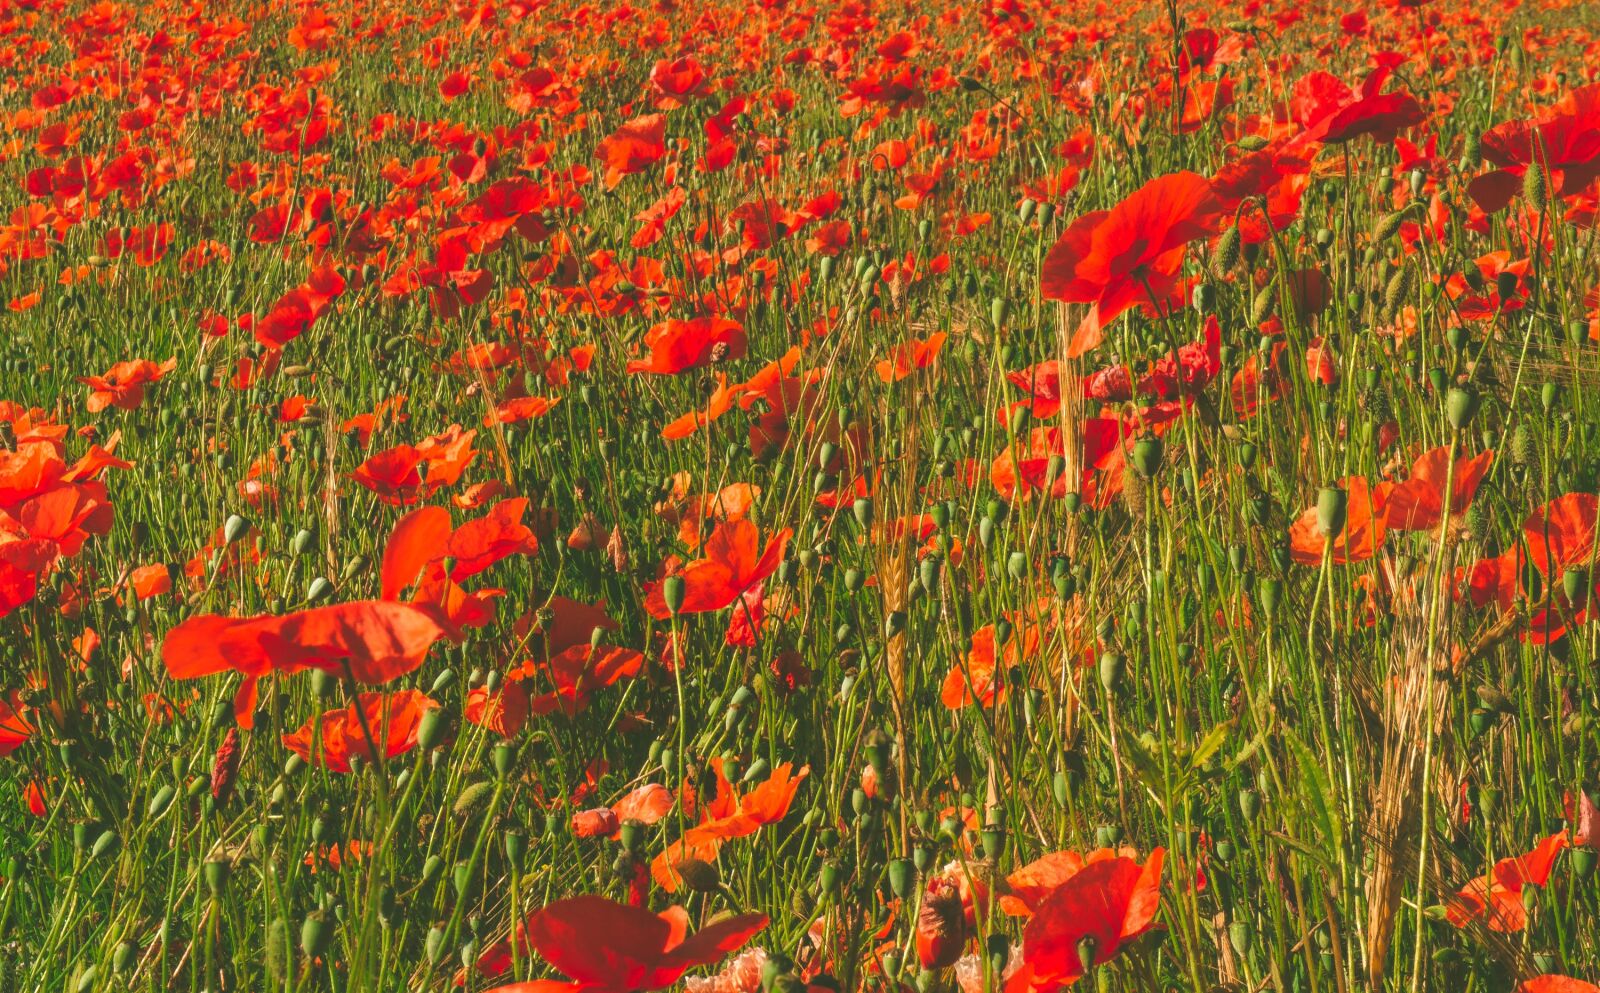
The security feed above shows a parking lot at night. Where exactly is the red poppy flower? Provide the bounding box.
[1001,847,1142,917]
[477,895,766,993]
[917,877,966,969]
[1041,171,1220,358]
[643,518,790,620]
[1007,849,1165,992]
[1468,493,1598,611]
[571,807,622,838]
[351,427,478,505]
[0,691,33,757]
[1470,85,1600,214]
[1520,979,1600,993]
[78,358,176,413]
[1291,63,1424,145]
[1384,447,1494,532]
[626,317,747,376]
[596,114,667,190]
[162,601,455,687]
[282,689,439,773]
[1445,831,1567,932]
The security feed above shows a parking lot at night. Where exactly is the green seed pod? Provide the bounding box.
[1239,788,1261,821]
[204,858,231,896]
[1446,385,1481,429]
[1130,435,1164,478]
[223,514,252,545]
[301,911,331,960]
[1098,652,1124,693]
[1229,920,1254,956]
[418,706,451,750]
[425,926,447,965]
[1076,935,1098,975]
[1572,848,1597,878]
[1316,486,1348,536]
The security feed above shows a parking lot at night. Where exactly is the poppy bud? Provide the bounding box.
[916,877,966,969]
[147,785,176,820]
[1523,164,1548,211]
[425,925,446,965]
[1383,264,1415,320]
[1210,226,1241,277]
[1250,284,1276,325]
[211,728,241,806]
[266,918,291,982]
[112,940,137,976]
[92,829,118,859]
[454,780,495,819]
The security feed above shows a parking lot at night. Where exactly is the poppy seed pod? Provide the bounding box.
[1131,435,1163,478]
[301,911,331,960]
[417,707,451,750]
[1239,787,1261,822]
[1316,486,1348,537]
[1098,651,1125,693]
[1445,385,1481,428]
[661,574,687,615]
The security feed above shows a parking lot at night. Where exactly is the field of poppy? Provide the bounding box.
[4,0,1600,989]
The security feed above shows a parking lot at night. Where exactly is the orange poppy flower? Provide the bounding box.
[652,761,808,891]
[281,689,439,773]
[78,357,176,413]
[1000,847,1141,917]
[644,518,790,620]
[874,332,947,383]
[1519,979,1600,993]
[1445,831,1568,932]
[1383,447,1494,532]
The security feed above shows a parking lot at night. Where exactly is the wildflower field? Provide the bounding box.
[5,0,1600,989]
